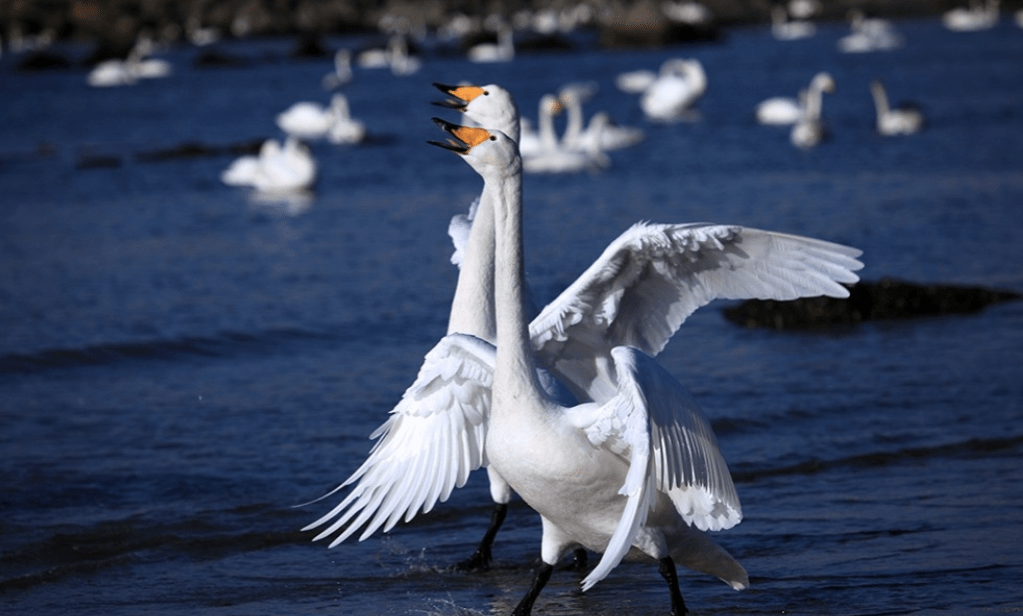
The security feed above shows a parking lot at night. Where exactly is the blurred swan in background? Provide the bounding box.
[838,10,903,53]
[276,93,365,144]
[559,83,644,152]
[321,49,352,89]
[522,93,609,173]
[870,80,924,136]
[771,5,816,40]
[221,138,316,192]
[86,35,171,87]
[251,137,316,192]
[756,72,833,126]
[790,73,835,148]
[468,20,515,63]
[943,0,1000,31]
[639,58,707,122]
[356,35,420,75]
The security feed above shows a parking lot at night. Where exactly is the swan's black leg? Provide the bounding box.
[511,562,554,616]
[454,503,507,571]
[658,556,689,616]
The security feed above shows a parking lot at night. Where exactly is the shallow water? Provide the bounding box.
[2,16,1022,616]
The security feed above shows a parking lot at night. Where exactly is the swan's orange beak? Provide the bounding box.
[432,83,487,111]
[428,117,492,155]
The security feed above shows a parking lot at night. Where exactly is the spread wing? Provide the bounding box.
[303,333,495,546]
[569,346,741,590]
[530,223,863,398]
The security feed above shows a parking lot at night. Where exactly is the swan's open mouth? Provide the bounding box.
[428,117,491,155]
[432,83,487,110]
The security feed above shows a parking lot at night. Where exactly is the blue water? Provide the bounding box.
[2,16,1022,616]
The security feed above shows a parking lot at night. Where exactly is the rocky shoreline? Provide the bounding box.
[3,0,1000,66]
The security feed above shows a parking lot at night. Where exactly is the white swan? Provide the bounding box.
[321,49,353,90]
[943,0,1000,31]
[276,94,365,144]
[837,10,903,53]
[356,35,420,75]
[326,95,367,145]
[756,71,834,126]
[86,36,171,87]
[640,58,707,122]
[771,6,816,41]
[787,0,822,19]
[560,84,644,152]
[870,80,924,136]
[253,137,316,192]
[790,73,836,148]
[468,22,515,63]
[522,94,609,174]
[223,137,316,192]
[304,88,864,581]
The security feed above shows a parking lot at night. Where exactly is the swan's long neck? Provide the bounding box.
[562,96,584,148]
[870,82,890,116]
[805,81,826,121]
[538,99,559,150]
[446,186,497,342]
[489,160,545,403]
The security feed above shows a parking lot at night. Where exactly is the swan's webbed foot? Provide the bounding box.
[658,556,689,616]
[453,503,507,572]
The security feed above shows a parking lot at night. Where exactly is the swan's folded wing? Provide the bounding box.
[303,333,495,547]
[530,223,863,374]
[572,346,741,590]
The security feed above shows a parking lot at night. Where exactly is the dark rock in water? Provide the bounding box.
[134,138,267,162]
[16,51,73,71]
[77,153,122,169]
[192,48,250,68]
[723,278,1022,329]
[289,34,328,59]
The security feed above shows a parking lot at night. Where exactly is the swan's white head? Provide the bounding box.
[429,117,520,176]
[433,83,520,141]
[811,72,836,94]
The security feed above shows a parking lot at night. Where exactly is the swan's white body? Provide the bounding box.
[771,6,816,40]
[943,0,1000,31]
[276,94,365,144]
[615,69,657,94]
[756,72,833,126]
[221,138,316,192]
[837,10,903,53]
[639,59,707,122]
[306,86,864,605]
[870,80,923,136]
[755,93,805,125]
[790,73,835,148]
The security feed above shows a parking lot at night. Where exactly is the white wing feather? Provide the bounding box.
[303,333,495,546]
[530,223,863,395]
[574,346,741,590]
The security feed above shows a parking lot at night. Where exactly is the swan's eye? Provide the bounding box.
[483,91,490,96]
[489,136,496,141]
